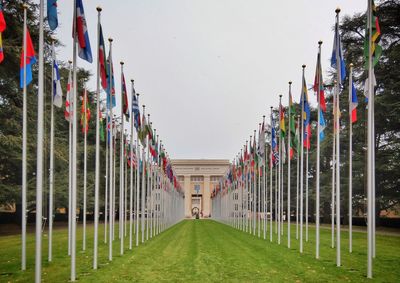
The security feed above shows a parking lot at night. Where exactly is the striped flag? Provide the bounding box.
[51,44,63,108]
[75,0,92,63]
[350,80,358,123]
[331,14,346,85]
[65,65,73,121]
[0,2,6,63]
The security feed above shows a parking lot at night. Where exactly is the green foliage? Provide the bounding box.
[0,0,108,215]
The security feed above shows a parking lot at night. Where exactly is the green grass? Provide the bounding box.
[0,220,399,282]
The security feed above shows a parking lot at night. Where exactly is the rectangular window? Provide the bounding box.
[191,176,204,182]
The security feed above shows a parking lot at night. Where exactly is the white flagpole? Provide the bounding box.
[263,116,267,240]
[68,61,73,256]
[93,6,102,269]
[269,107,273,242]
[257,140,261,238]
[104,105,109,245]
[129,80,134,250]
[296,115,300,240]
[120,61,125,255]
[48,40,55,262]
[146,118,151,241]
[367,0,373,277]
[349,63,353,253]
[83,86,88,251]
[108,38,114,262]
[135,96,141,247]
[331,82,336,249]
[300,65,305,254]
[316,40,322,259]
[249,137,252,234]
[288,82,292,249]
[35,0,44,281]
[21,4,28,271]
[306,136,309,243]
[71,0,78,278]
[278,95,282,245]
[141,106,146,244]
[335,8,341,267]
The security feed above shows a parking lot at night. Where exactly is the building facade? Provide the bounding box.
[171,159,230,218]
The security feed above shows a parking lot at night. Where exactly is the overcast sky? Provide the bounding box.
[45,0,366,160]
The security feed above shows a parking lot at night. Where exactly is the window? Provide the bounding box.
[178,176,184,182]
[194,184,201,195]
[210,176,222,182]
[191,176,204,182]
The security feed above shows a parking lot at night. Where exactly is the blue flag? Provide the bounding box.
[331,17,346,85]
[319,109,326,141]
[47,0,58,30]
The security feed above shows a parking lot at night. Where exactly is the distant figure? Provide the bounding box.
[200,211,203,218]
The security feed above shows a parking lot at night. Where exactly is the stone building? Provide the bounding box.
[171,159,230,218]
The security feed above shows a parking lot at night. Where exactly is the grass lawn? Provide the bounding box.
[0,220,399,282]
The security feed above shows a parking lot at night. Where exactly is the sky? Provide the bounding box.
[43,0,366,160]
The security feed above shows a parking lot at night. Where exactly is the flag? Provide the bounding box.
[131,84,141,130]
[300,73,311,148]
[280,103,286,138]
[99,111,105,142]
[106,48,116,109]
[20,29,37,88]
[319,109,326,141]
[138,112,148,147]
[271,115,279,167]
[47,0,58,31]
[65,65,73,121]
[257,121,265,165]
[0,2,6,63]
[75,0,92,63]
[80,91,91,133]
[350,81,358,123]
[121,72,129,118]
[363,71,376,100]
[331,14,346,85]
[364,0,382,68]
[99,24,107,90]
[289,91,297,159]
[314,49,326,112]
[52,45,63,108]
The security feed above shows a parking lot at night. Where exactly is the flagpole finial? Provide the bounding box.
[335,7,341,14]
[318,40,323,46]
[137,93,140,97]
[279,94,282,98]
[263,115,265,118]
[108,38,113,43]
[68,60,72,64]
[302,64,306,69]
[96,6,102,12]
[289,81,292,85]
[22,3,28,9]
[349,63,354,67]
[142,105,145,109]
[131,79,134,83]
[120,61,124,65]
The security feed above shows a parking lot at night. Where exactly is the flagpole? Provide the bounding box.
[120,61,125,255]
[108,37,114,262]
[48,40,55,262]
[35,0,45,281]
[249,136,252,234]
[367,0,373,277]
[278,95,282,245]
[335,8,341,267]
[288,82,292,249]
[135,95,141,247]
[316,40,322,259]
[93,6,102,269]
[68,61,73,255]
[270,108,273,242]
[83,85,87,251]
[263,116,267,240]
[141,106,146,244]
[296,115,300,240]
[71,0,78,278]
[306,139,309,242]
[253,131,256,237]
[257,127,261,238]
[331,82,336,249]
[21,3,28,271]
[300,65,305,254]
[129,80,134,249]
[146,118,151,241]
[104,102,109,244]
[349,63,353,254]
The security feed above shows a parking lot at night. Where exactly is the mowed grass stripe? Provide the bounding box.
[0,220,399,282]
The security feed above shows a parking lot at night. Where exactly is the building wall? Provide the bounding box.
[171,159,230,218]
